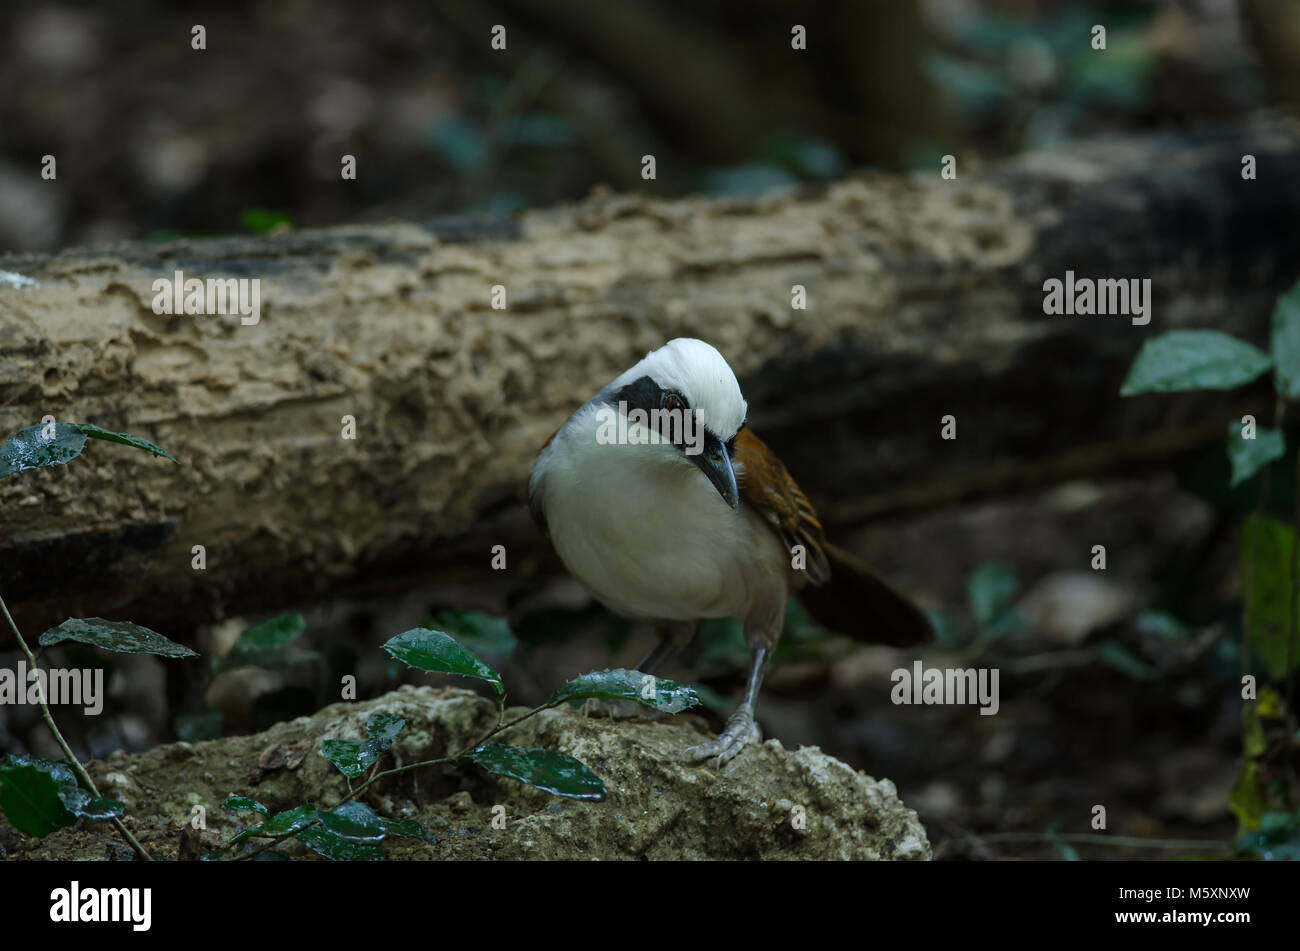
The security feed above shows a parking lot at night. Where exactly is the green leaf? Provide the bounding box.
[74,423,178,464]
[1227,422,1285,488]
[222,796,269,817]
[460,743,606,800]
[1270,279,1300,399]
[260,804,319,836]
[0,424,86,479]
[968,563,1018,631]
[548,668,700,714]
[364,711,405,749]
[296,825,385,861]
[321,712,406,779]
[320,739,370,779]
[39,618,198,658]
[382,628,503,697]
[377,814,436,843]
[432,610,518,656]
[221,613,314,670]
[1241,514,1300,679]
[63,795,125,821]
[233,613,305,651]
[1120,330,1271,395]
[318,801,387,842]
[0,755,80,837]
[0,755,123,836]
[317,801,435,846]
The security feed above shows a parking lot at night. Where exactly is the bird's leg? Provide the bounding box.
[635,640,676,674]
[683,646,769,767]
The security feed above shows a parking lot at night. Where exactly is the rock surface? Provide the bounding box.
[1,685,930,860]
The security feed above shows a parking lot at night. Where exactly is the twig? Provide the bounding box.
[337,698,561,806]
[0,593,151,861]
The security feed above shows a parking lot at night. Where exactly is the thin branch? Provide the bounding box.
[0,593,151,861]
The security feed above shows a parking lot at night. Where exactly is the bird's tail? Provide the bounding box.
[799,542,932,647]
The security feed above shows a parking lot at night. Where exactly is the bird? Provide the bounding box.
[528,338,931,766]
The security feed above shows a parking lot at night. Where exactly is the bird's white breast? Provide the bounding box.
[534,405,779,622]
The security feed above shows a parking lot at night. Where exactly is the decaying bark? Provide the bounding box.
[1,119,1299,636]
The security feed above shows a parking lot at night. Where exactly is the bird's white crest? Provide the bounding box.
[611,338,747,438]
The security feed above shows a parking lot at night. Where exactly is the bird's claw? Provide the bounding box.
[682,711,761,767]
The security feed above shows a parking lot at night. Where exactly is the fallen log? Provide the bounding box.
[1,119,1298,636]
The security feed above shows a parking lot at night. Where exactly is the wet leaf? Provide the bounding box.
[39,618,198,659]
[75,423,178,463]
[260,804,319,836]
[318,801,387,842]
[222,796,269,817]
[0,424,86,479]
[321,712,406,779]
[296,825,385,861]
[0,755,122,837]
[317,801,435,847]
[460,743,605,800]
[382,628,503,697]
[0,756,79,837]
[549,668,700,714]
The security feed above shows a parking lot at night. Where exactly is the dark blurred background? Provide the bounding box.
[4,0,1300,861]
[0,0,1286,252]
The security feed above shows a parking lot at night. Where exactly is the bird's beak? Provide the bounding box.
[692,432,739,509]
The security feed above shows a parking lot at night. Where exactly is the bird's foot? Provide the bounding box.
[682,710,761,767]
[582,697,655,720]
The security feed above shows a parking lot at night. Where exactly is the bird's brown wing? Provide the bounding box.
[734,428,932,647]
[733,428,831,585]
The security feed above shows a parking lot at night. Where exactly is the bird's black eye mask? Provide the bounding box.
[613,375,700,449]
[609,376,742,509]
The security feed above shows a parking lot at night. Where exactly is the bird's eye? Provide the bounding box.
[662,392,685,412]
